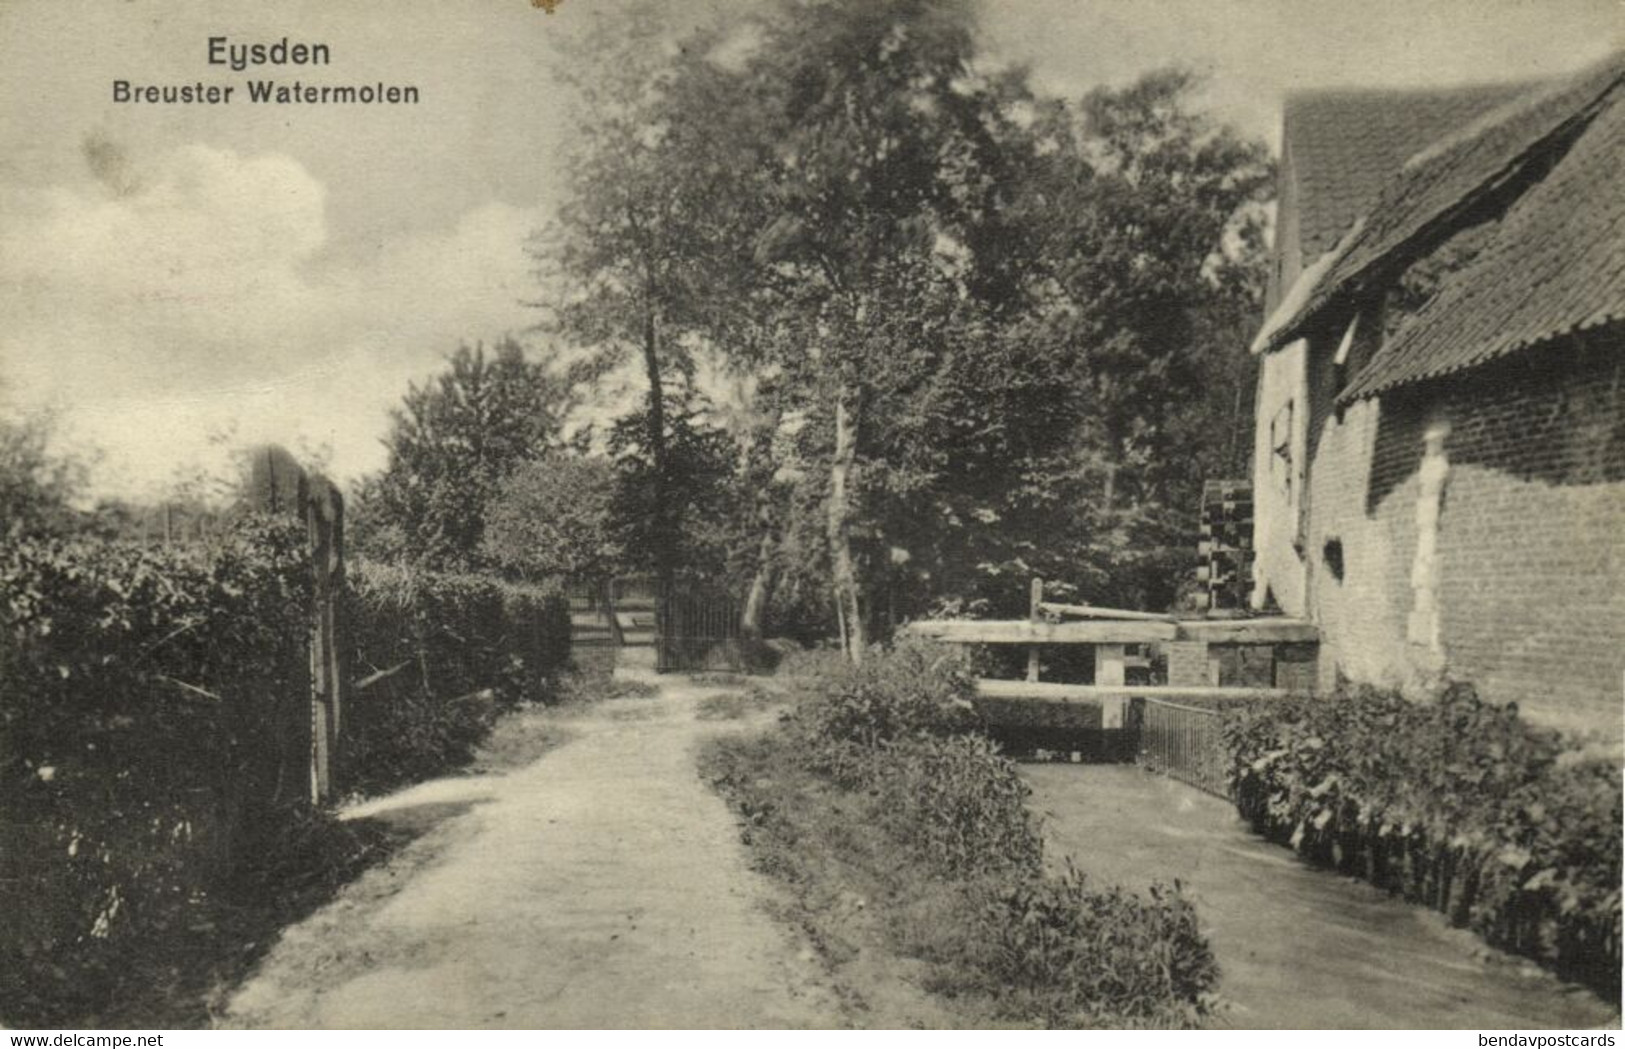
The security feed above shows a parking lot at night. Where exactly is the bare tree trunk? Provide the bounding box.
[828,390,865,663]
[644,306,668,548]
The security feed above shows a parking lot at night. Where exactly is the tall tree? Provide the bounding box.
[736,0,1034,659]
[1005,68,1273,607]
[360,339,573,569]
[532,6,774,609]
[597,380,744,580]
[523,4,1274,639]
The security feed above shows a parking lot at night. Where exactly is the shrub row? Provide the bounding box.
[761,639,1218,1026]
[341,560,570,793]
[0,525,572,1025]
[1224,682,1622,996]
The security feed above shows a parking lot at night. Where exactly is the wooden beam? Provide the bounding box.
[1038,601,1174,623]
[1174,618,1319,643]
[905,618,1178,644]
[975,679,1292,703]
[352,659,412,692]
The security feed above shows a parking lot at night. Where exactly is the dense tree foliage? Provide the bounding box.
[523,0,1273,650]
[985,67,1273,610]
[482,454,622,582]
[529,6,776,603]
[355,339,574,570]
[602,385,743,584]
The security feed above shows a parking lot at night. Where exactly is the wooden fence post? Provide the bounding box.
[245,444,344,806]
[1027,577,1043,683]
[600,577,625,647]
[305,475,345,804]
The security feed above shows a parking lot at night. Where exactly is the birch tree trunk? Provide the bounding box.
[828,390,866,663]
[740,401,785,640]
[740,524,775,639]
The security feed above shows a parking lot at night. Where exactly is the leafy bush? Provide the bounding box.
[0,525,573,1024]
[1225,682,1621,995]
[982,864,1216,1028]
[868,733,1044,878]
[791,637,980,753]
[695,686,778,721]
[772,643,852,682]
[1,517,314,1025]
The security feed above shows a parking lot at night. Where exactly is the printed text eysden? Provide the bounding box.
[111,37,420,105]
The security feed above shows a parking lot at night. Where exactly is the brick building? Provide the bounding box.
[1248,54,1625,736]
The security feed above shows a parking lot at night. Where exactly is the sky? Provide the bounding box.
[1,0,1619,502]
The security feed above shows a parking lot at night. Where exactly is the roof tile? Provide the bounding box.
[1285,83,1529,259]
[1338,62,1625,398]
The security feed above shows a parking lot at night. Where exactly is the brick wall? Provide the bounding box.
[1165,640,1212,687]
[1303,329,1625,736]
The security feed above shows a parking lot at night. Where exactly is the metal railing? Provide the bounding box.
[655,581,743,672]
[1139,698,1232,798]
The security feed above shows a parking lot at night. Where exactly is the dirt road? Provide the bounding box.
[221,675,839,1029]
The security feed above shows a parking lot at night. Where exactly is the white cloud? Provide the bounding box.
[0,143,546,500]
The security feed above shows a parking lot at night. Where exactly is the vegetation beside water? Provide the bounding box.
[1224,682,1622,998]
[704,641,1218,1028]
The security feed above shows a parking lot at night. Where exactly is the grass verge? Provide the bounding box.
[695,685,780,721]
[2,811,414,1029]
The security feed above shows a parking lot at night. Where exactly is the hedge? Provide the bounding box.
[341,560,570,793]
[0,517,314,1023]
[1225,682,1622,996]
[0,526,572,1025]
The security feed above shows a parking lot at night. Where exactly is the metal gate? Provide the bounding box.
[1139,698,1232,797]
[655,581,743,673]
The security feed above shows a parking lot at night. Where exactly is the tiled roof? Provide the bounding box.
[1256,52,1625,374]
[1341,78,1625,399]
[1285,83,1530,260]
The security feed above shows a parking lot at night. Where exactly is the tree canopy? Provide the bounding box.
[0,408,89,541]
[512,0,1274,649]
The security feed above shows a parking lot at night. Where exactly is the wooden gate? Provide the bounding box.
[655,580,743,673]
